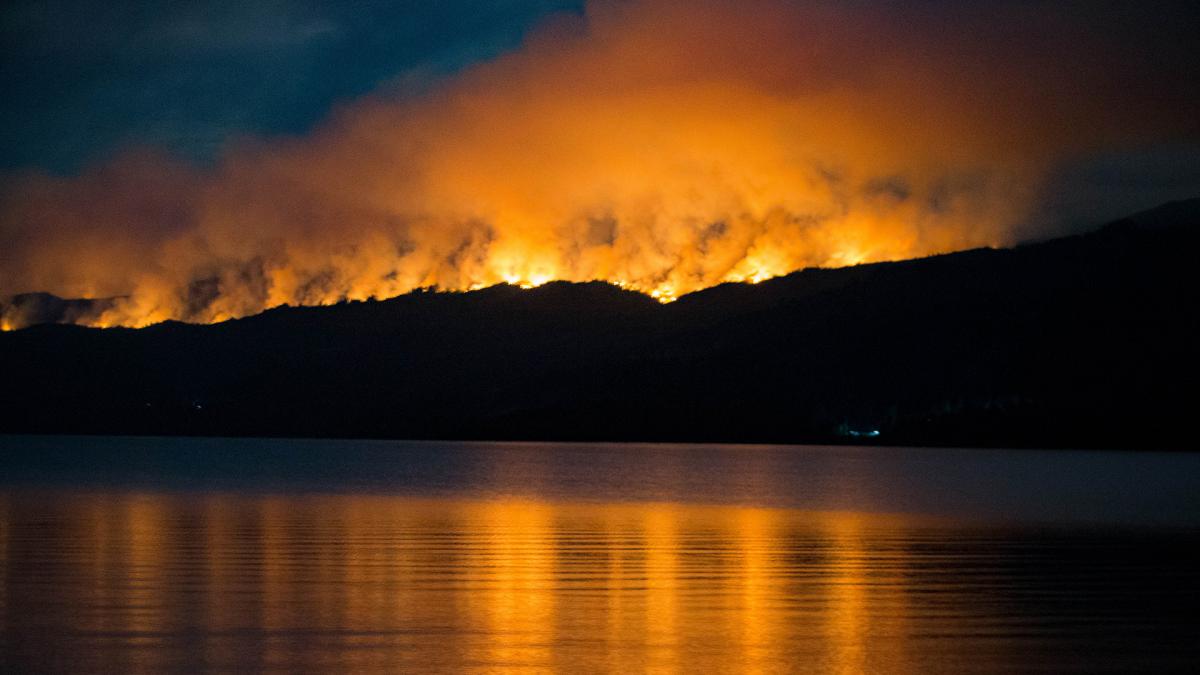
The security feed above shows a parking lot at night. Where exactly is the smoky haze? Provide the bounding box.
[2,0,1198,328]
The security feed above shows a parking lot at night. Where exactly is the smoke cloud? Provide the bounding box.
[2,0,1198,327]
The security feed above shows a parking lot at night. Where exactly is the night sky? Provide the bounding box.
[1,0,586,171]
[2,0,1199,327]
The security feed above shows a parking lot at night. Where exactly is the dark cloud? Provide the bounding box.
[0,0,1198,328]
[0,0,585,171]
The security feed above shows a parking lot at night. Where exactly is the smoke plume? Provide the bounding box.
[2,0,1198,327]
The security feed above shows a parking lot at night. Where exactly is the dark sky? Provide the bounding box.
[2,0,1199,327]
[3,0,1198,183]
[1,0,585,172]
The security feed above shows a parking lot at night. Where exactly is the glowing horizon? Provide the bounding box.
[2,0,1197,329]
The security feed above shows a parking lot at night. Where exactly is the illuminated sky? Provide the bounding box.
[1,0,1199,328]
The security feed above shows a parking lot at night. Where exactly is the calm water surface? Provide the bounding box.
[2,436,1199,673]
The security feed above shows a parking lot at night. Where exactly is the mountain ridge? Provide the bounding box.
[3,199,1198,448]
[6,196,1199,333]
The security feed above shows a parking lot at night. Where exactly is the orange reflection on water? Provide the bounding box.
[826,513,868,675]
[122,495,168,675]
[469,500,558,674]
[737,507,778,675]
[0,492,932,674]
[642,505,680,675]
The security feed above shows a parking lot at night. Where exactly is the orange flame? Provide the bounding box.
[1,0,1196,328]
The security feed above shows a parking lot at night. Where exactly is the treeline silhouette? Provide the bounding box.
[2,200,1197,449]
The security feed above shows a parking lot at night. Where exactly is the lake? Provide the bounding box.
[2,436,1199,673]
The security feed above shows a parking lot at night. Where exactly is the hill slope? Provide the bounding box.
[3,201,1198,448]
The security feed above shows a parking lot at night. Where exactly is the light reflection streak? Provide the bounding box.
[0,492,935,674]
[122,495,167,675]
[476,500,558,673]
[737,507,777,675]
[642,505,680,674]
[826,513,868,675]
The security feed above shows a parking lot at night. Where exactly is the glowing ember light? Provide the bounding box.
[649,286,678,303]
[518,272,553,289]
[1,0,1189,329]
[830,248,869,267]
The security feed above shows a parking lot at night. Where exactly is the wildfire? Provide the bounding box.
[1,0,1195,329]
[509,273,554,290]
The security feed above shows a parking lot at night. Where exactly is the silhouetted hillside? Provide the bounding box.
[0,292,116,330]
[3,200,1198,448]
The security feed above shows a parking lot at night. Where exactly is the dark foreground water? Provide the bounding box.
[2,437,1199,674]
